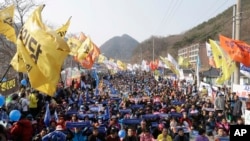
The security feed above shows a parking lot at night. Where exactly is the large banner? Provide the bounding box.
[233,84,250,99]
[0,77,19,95]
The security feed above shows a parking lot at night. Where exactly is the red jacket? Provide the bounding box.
[179,117,192,127]
[10,119,33,141]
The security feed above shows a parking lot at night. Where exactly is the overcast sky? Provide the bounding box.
[32,0,236,47]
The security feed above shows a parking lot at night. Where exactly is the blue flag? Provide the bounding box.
[78,93,84,106]
[44,102,51,127]
[92,69,99,88]
[104,106,110,120]
[54,110,58,122]
[85,90,89,102]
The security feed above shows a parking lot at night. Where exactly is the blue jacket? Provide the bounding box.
[72,131,88,141]
[42,130,67,141]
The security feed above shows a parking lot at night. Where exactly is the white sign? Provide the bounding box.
[245,110,250,125]
[199,82,212,96]
[233,84,250,99]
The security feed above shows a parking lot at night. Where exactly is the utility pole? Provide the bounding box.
[231,4,236,88]
[234,0,241,84]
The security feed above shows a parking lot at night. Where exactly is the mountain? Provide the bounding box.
[100,34,139,62]
[130,0,250,64]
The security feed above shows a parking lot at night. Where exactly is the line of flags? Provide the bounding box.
[3,4,250,95]
[0,5,102,96]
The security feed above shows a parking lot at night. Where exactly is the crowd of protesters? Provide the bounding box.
[0,70,247,141]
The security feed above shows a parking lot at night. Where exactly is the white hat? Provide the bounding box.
[56,125,63,130]
[111,115,117,119]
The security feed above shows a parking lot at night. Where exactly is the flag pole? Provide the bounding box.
[233,0,241,85]
[0,64,11,82]
[196,55,200,88]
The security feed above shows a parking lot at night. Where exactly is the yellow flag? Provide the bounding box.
[0,5,16,43]
[154,70,160,81]
[12,5,70,96]
[67,37,82,56]
[209,39,236,84]
[178,56,190,68]
[117,60,126,70]
[160,56,180,77]
[109,58,115,62]
[76,37,94,60]
[56,16,71,37]
[11,6,71,73]
[209,39,223,68]
[10,53,26,72]
[97,54,106,63]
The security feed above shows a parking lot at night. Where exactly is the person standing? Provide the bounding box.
[88,127,106,141]
[139,128,155,141]
[157,127,173,141]
[42,125,67,141]
[19,92,30,117]
[194,129,209,141]
[232,95,242,123]
[123,127,139,141]
[214,128,229,141]
[10,115,33,141]
[214,93,225,115]
[29,90,39,118]
[173,128,189,141]
[0,124,7,141]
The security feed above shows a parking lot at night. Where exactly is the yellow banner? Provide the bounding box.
[13,5,70,96]
[0,77,18,95]
[0,5,16,44]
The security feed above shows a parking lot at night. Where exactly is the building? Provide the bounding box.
[178,43,210,71]
[178,42,250,85]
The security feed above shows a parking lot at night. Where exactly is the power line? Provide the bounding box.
[191,6,250,42]
[182,0,233,37]
[206,0,231,20]
[192,0,222,25]
[192,15,233,42]
[163,0,183,32]
[153,0,180,35]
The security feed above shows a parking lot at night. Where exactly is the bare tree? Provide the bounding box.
[0,0,39,80]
